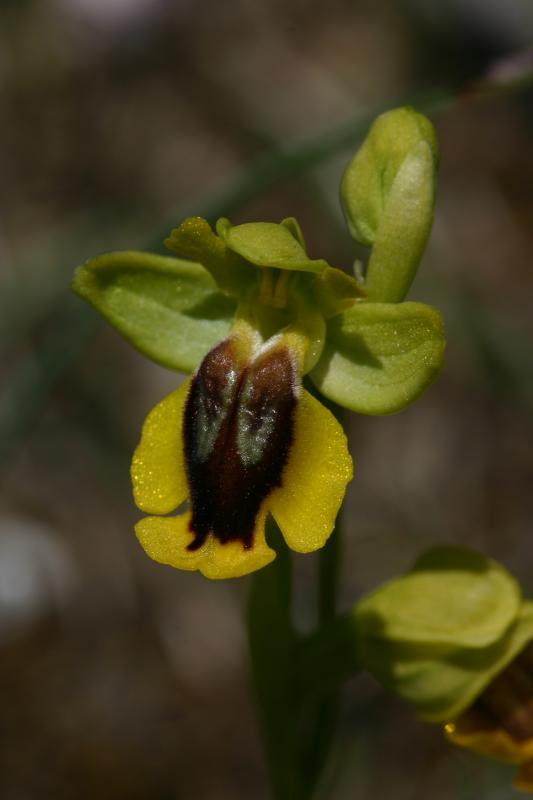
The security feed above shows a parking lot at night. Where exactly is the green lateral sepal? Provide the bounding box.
[310,301,445,415]
[72,250,235,372]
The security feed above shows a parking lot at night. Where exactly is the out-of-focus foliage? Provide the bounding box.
[1,0,533,797]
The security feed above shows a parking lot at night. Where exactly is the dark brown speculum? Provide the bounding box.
[183,337,297,550]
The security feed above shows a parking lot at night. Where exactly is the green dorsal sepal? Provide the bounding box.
[217,218,331,274]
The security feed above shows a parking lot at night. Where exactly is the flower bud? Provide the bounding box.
[341,107,438,303]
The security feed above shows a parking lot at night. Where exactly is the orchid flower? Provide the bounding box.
[72,107,444,579]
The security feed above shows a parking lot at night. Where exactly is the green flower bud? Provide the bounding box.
[341,106,438,303]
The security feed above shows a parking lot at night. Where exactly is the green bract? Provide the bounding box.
[72,105,445,416]
[341,106,438,303]
[353,547,533,722]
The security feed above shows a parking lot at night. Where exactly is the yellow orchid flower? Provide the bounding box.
[72,108,445,580]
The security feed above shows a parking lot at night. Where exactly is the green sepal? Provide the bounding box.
[312,267,365,319]
[355,547,521,648]
[71,251,235,373]
[341,107,438,302]
[218,218,330,273]
[247,523,303,798]
[352,548,533,723]
[356,602,533,724]
[165,217,252,295]
[310,301,445,415]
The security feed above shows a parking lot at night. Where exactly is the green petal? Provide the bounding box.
[355,547,522,648]
[312,266,365,318]
[280,216,306,247]
[165,217,252,295]
[218,219,329,273]
[72,251,235,372]
[310,301,445,415]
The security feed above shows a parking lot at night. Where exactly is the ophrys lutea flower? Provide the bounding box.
[72,107,445,579]
[130,216,358,578]
[352,547,533,793]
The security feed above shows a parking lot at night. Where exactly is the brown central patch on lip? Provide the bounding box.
[183,337,297,550]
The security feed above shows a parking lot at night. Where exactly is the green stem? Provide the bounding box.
[247,522,356,800]
[301,519,344,797]
[297,613,359,698]
[319,520,341,625]
[248,399,355,799]
[248,522,305,800]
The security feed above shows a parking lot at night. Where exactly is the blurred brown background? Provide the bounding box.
[1,1,533,798]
